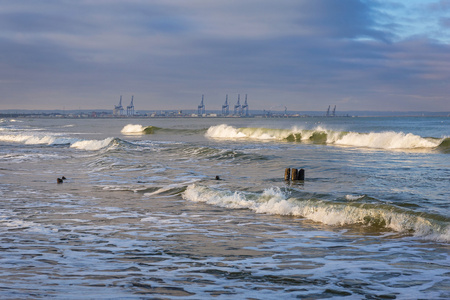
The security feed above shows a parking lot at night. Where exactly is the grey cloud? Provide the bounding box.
[0,0,449,111]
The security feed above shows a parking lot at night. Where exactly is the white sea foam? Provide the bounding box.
[144,186,174,197]
[332,131,440,149]
[0,152,63,163]
[144,181,198,197]
[206,124,328,141]
[0,133,78,145]
[121,124,145,134]
[0,131,114,151]
[183,184,449,242]
[1,216,57,234]
[205,124,442,150]
[345,194,365,201]
[205,124,248,139]
[70,137,114,150]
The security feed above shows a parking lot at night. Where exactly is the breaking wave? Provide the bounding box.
[0,133,79,146]
[121,124,161,135]
[0,131,118,151]
[121,124,146,134]
[437,137,450,153]
[70,137,116,151]
[205,124,447,151]
[182,184,450,242]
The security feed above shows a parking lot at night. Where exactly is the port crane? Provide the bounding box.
[198,95,205,115]
[326,105,337,117]
[222,95,229,116]
[241,94,249,116]
[127,96,135,116]
[234,94,241,115]
[114,96,125,116]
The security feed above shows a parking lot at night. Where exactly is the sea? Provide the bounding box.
[0,116,449,299]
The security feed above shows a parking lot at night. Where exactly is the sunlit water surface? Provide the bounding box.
[0,117,449,299]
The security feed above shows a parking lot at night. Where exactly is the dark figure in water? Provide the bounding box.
[215,175,221,180]
[57,176,66,184]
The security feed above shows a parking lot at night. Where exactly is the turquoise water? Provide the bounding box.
[0,116,449,299]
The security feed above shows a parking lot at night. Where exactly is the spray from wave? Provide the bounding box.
[332,131,439,149]
[205,124,446,151]
[182,184,449,242]
[0,131,116,151]
[121,124,146,135]
[0,133,78,146]
[70,137,115,151]
[121,124,159,135]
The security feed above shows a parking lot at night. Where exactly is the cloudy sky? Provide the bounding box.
[1,0,449,112]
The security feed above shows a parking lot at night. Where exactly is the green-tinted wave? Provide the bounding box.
[437,137,450,153]
[309,131,328,144]
[285,133,302,142]
[143,126,162,134]
[206,124,447,152]
[183,184,450,242]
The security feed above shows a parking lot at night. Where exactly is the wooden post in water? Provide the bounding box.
[291,168,298,181]
[285,168,305,181]
[284,168,291,181]
[298,168,305,180]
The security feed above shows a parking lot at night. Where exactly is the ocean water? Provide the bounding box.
[0,116,449,299]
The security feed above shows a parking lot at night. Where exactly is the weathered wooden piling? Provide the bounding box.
[291,168,298,181]
[298,168,305,180]
[285,168,305,181]
[284,168,291,181]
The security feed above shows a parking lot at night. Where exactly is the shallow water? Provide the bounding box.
[0,116,449,299]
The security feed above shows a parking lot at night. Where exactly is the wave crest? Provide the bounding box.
[0,131,118,151]
[121,124,160,135]
[121,124,146,135]
[205,124,445,151]
[0,133,77,146]
[332,131,440,149]
[70,137,115,151]
[182,184,449,242]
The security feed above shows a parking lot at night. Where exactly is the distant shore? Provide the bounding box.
[1,110,449,118]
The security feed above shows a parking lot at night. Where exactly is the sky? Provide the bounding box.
[0,0,449,112]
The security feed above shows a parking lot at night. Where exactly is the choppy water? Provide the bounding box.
[0,116,449,299]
